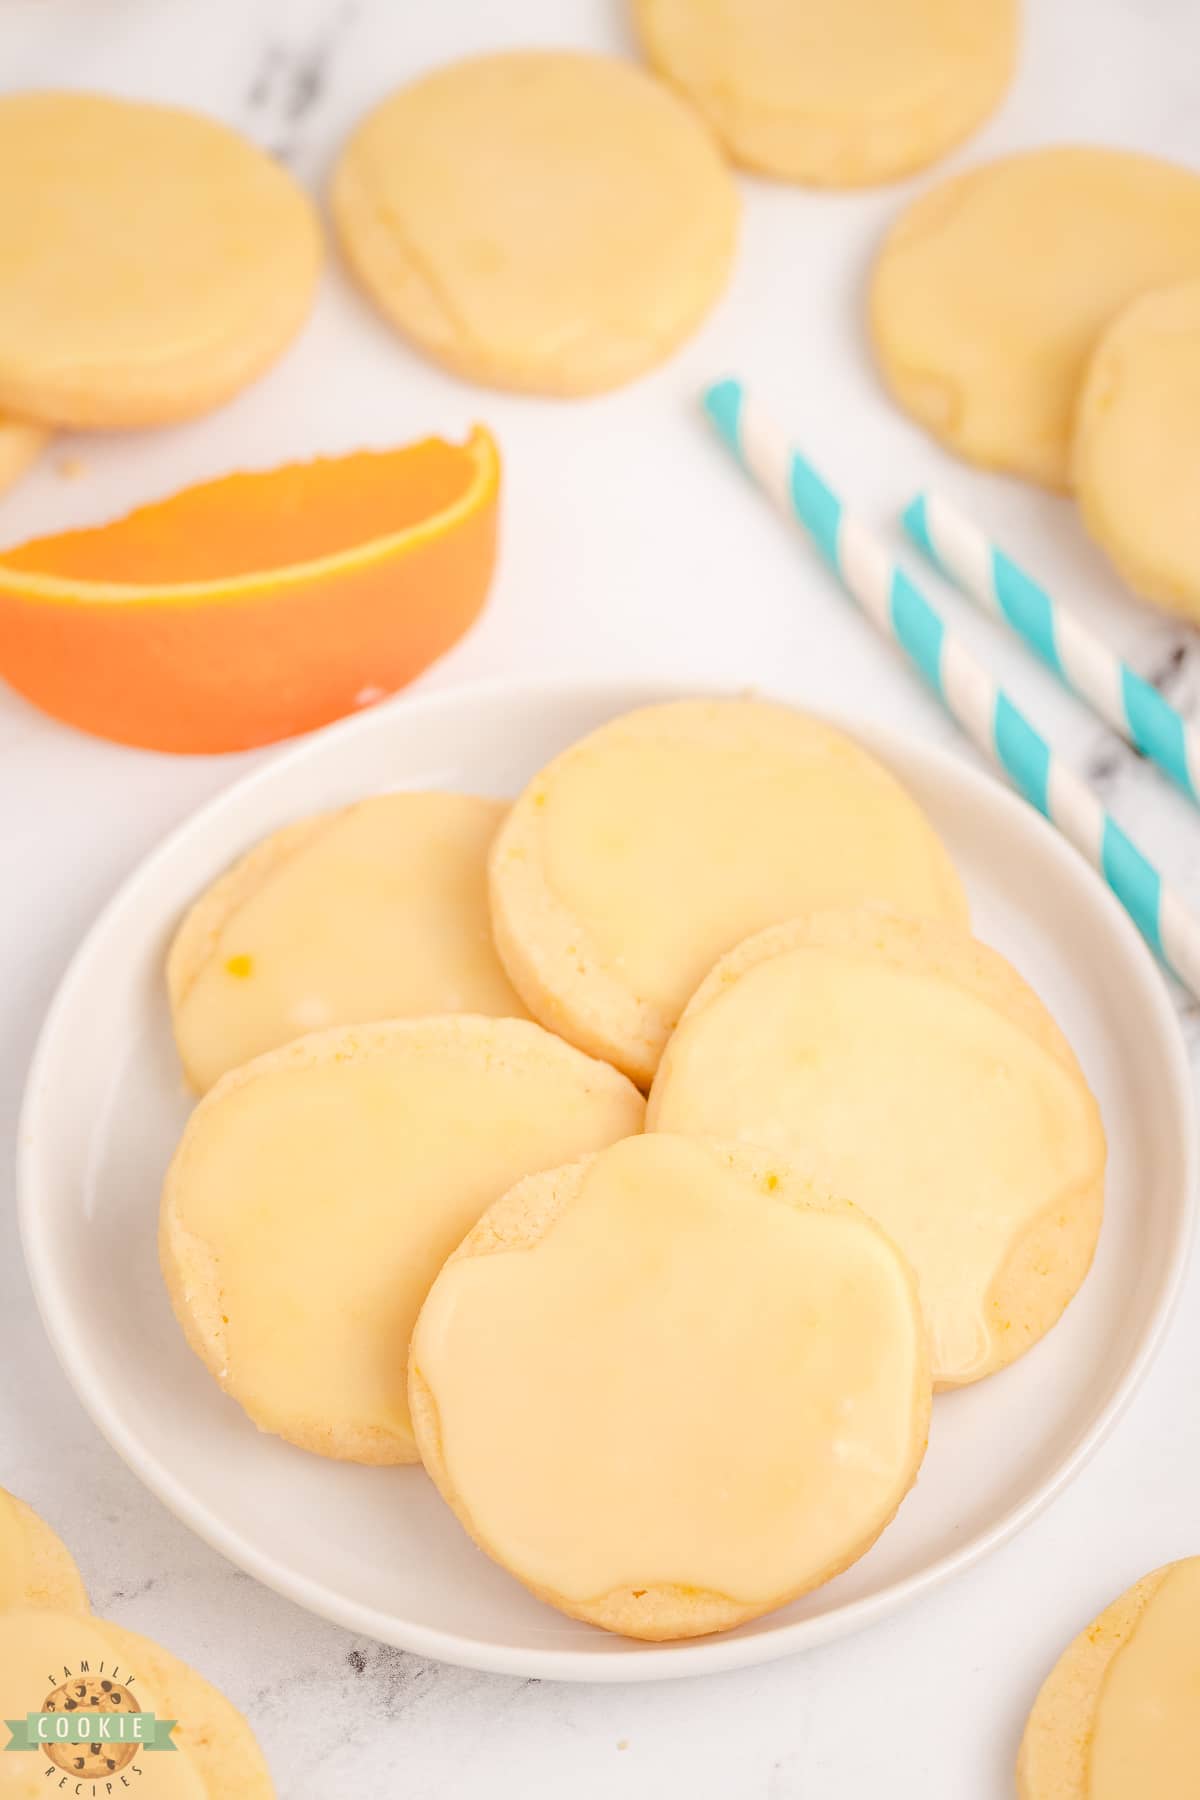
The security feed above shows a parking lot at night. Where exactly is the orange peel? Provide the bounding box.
[0,427,499,752]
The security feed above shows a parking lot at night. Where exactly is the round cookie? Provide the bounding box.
[0,1607,272,1796]
[633,0,1017,187]
[647,906,1106,1387]
[0,92,321,429]
[0,418,48,497]
[0,1489,87,1613]
[331,51,738,395]
[488,698,967,1086]
[160,1016,643,1464]
[870,147,1200,487]
[168,792,527,1092]
[1073,279,1200,620]
[410,1133,931,1640]
[100,1618,273,1797]
[1018,1557,1200,1799]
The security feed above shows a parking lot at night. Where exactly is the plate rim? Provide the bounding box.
[18,672,1198,1683]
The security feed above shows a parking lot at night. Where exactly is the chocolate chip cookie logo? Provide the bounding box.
[4,1652,177,1789]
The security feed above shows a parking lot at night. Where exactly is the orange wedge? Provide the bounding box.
[0,427,499,752]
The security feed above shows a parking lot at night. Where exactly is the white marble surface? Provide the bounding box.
[3,2,1200,1793]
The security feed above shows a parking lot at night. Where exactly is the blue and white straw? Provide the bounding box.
[702,377,1200,998]
[902,490,1200,808]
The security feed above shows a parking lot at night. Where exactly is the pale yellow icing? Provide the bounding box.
[649,940,1103,1384]
[545,736,963,1013]
[1088,1560,1200,1799]
[332,52,738,395]
[871,147,1200,488]
[635,0,1016,186]
[412,1134,926,1604]
[0,1611,204,1798]
[162,1019,643,1460]
[491,701,967,1088]
[0,92,319,431]
[1074,279,1200,621]
[171,792,525,1091]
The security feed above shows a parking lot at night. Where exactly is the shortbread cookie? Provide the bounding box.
[0,1489,87,1613]
[1018,1557,1200,1799]
[488,698,967,1086]
[168,792,527,1091]
[870,147,1200,487]
[331,51,738,395]
[0,1608,273,1796]
[648,907,1105,1386]
[0,418,48,497]
[633,0,1017,186]
[0,91,321,429]
[161,1016,643,1464]
[410,1134,930,1640]
[1073,279,1200,620]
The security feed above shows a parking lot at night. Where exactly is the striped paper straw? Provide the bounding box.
[902,490,1200,807]
[701,377,1200,998]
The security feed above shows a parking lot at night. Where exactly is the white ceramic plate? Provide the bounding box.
[19,676,1196,1682]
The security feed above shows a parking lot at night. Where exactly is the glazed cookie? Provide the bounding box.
[648,907,1106,1386]
[1073,279,1200,621]
[0,92,321,429]
[488,698,966,1086]
[0,418,48,497]
[0,1608,273,1796]
[870,147,1200,487]
[633,0,1017,186]
[100,1619,273,1797]
[410,1134,931,1640]
[1018,1557,1200,1799]
[331,51,738,395]
[0,1489,87,1613]
[168,792,527,1091]
[161,1016,643,1464]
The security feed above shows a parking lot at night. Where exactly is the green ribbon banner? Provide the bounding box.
[4,1712,177,1752]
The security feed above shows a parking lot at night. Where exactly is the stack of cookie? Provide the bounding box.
[0,1486,274,1793]
[159,696,1105,1642]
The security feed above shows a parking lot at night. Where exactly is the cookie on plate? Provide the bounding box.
[0,1607,273,1795]
[633,0,1017,186]
[411,1133,931,1640]
[0,1488,87,1613]
[647,906,1106,1387]
[331,51,738,395]
[870,147,1200,487]
[161,1016,643,1464]
[1073,278,1200,621]
[488,698,967,1086]
[1018,1556,1200,1798]
[168,792,527,1091]
[0,91,321,429]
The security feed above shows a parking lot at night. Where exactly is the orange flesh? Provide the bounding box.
[1,439,474,584]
